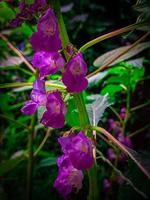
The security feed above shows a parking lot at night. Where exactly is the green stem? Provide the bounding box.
[109,106,123,125]
[131,101,150,112]
[0,82,66,90]
[129,124,150,138]
[26,114,36,200]
[34,128,51,157]
[122,81,130,134]
[79,22,147,52]
[52,1,99,199]
[73,93,90,126]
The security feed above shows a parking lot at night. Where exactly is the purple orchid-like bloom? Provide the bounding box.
[30,8,61,52]
[62,52,88,93]
[54,154,83,198]
[58,131,94,170]
[41,91,66,128]
[32,51,65,79]
[21,79,46,115]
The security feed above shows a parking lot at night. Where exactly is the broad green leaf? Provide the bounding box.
[86,94,110,125]
[0,154,25,176]
[66,98,80,127]
[93,42,150,67]
[0,2,15,24]
[100,84,123,100]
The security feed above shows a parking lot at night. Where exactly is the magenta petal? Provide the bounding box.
[32,52,65,78]
[30,8,61,52]
[58,131,94,170]
[41,111,65,128]
[54,154,83,198]
[62,72,88,93]
[21,100,38,115]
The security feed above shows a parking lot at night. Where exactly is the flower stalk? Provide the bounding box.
[52,0,99,199]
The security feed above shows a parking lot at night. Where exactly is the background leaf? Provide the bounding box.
[93,42,150,67]
[86,94,110,125]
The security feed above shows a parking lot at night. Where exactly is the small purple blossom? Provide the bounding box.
[54,155,83,198]
[58,131,94,170]
[32,51,65,79]
[62,52,88,93]
[21,79,46,115]
[120,107,126,119]
[107,148,116,162]
[30,8,61,52]
[103,179,111,192]
[41,91,66,128]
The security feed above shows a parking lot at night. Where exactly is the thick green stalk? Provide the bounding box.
[52,1,99,199]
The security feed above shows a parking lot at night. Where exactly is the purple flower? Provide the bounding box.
[54,154,83,198]
[62,52,88,93]
[41,91,66,128]
[107,148,116,162]
[58,132,94,170]
[117,133,133,148]
[108,119,121,133]
[30,8,61,52]
[120,107,126,119]
[32,51,65,79]
[21,79,46,115]
[103,179,111,192]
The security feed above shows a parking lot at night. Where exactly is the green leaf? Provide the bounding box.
[66,98,80,127]
[93,42,150,67]
[0,2,15,24]
[0,154,25,176]
[100,84,123,100]
[86,94,111,125]
[88,71,108,87]
[38,157,57,168]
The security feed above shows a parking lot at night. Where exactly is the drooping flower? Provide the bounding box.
[54,154,83,198]
[41,91,66,128]
[21,79,46,115]
[58,131,94,170]
[62,52,88,93]
[32,51,65,79]
[30,8,61,52]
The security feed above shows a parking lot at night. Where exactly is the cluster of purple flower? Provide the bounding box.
[10,0,46,27]
[20,6,91,198]
[54,131,94,198]
[21,7,88,129]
